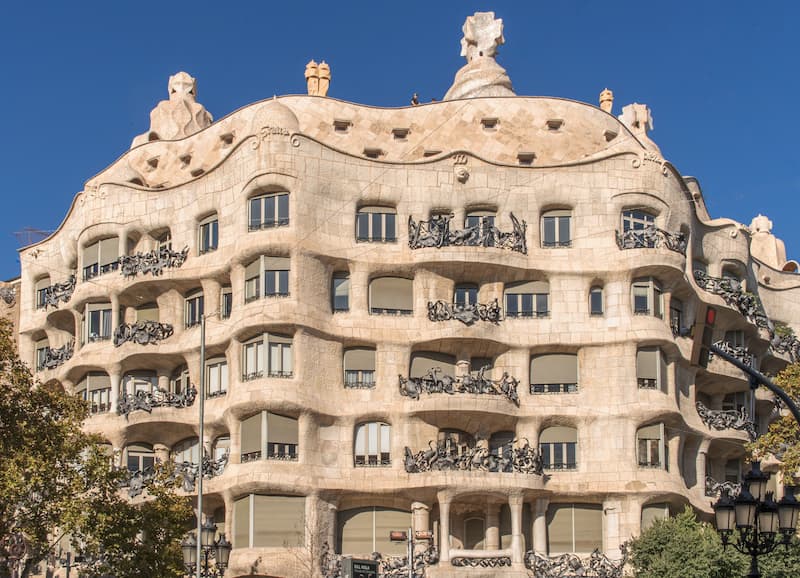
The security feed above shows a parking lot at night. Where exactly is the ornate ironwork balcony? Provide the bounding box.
[320,542,438,578]
[399,367,519,405]
[427,299,501,325]
[452,556,511,568]
[408,213,527,254]
[38,341,74,370]
[117,386,197,417]
[84,261,120,280]
[771,332,800,363]
[615,225,687,255]
[705,475,742,497]
[240,451,261,463]
[693,271,770,330]
[113,320,174,347]
[36,275,76,309]
[710,340,754,366]
[531,382,578,394]
[525,547,627,578]
[119,246,189,278]
[403,438,542,474]
[122,453,228,497]
[695,401,757,440]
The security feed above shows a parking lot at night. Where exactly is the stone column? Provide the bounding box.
[109,370,121,415]
[154,442,170,463]
[412,502,430,554]
[532,497,549,554]
[602,499,621,557]
[110,293,120,338]
[697,438,711,492]
[437,491,452,563]
[509,494,524,564]
[485,502,500,550]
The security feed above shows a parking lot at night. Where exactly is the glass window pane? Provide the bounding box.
[278,194,289,224]
[356,213,369,241]
[372,213,383,241]
[505,294,518,316]
[590,289,603,314]
[265,271,276,295]
[521,294,533,315]
[536,294,548,315]
[384,213,396,241]
[249,198,261,229]
[263,195,275,225]
[558,217,570,244]
[543,217,556,245]
[278,270,289,295]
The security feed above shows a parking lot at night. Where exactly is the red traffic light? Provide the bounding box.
[706,307,716,326]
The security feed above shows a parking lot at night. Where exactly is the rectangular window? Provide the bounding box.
[332,274,350,312]
[85,304,112,342]
[249,193,290,231]
[670,298,683,335]
[356,208,397,242]
[207,359,228,397]
[185,293,204,328]
[465,212,496,247]
[242,341,264,380]
[199,218,219,254]
[542,211,572,248]
[589,288,603,316]
[220,287,233,319]
[632,278,663,318]
[354,422,391,467]
[454,285,478,306]
[636,347,667,390]
[83,238,119,280]
[622,209,655,232]
[540,442,577,470]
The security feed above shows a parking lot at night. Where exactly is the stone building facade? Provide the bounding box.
[16,12,800,578]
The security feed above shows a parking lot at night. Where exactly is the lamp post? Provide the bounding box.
[181,519,232,578]
[712,462,800,578]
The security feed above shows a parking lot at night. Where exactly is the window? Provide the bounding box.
[636,347,667,390]
[637,423,666,468]
[438,429,476,458]
[589,286,604,316]
[242,333,293,380]
[136,303,159,322]
[249,192,289,231]
[338,507,411,556]
[540,427,578,470]
[206,357,228,397]
[632,277,663,317]
[77,372,112,414]
[546,504,602,554]
[170,365,191,395]
[724,459,742,484]
[213,436,230,461]
[172,438,200,465]
[369,277,413,315]
[83,237,119,280]
[530,353,578,394]
[233,495,304,548]
[465,210,496,247]
[240,411,299,462]
[454,283,478,306]
[344,347,376,388]
[34,276,51,309]
[724,330,746,349]
[220,286,232,319]
[245,256,290,302]
[126,443,155,473]
[198,215,219,254]
[670,298,683,335]
[34,337,49,371]
[541,210,572,248]
[464,517,486,550]
[332,272,350,312]
[83,303,112,343]
[722,391,750,412]
[504,281,549,318]
[122,371,158,396]
[641,503,670,531]
[621,209,656,233]
[409,352,457,379]
[489,431,515,466]
[185,290,204,328]
[157,230,172,251]
[354,422,391,466]
[356,206,397,242]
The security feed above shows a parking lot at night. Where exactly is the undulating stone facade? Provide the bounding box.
[17,11,800,578]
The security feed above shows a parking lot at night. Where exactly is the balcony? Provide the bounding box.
[36,275,76,309]
[113,321,174,347]
[370,307,412,316]
[38,341,74,371]
[427,299,501,325]
[242,370,293,381]
[525,549,626,577]
[117,386,197,417]
[240,443,298,463]
[119,246,189,278]
[695,401,756,440]
[122,453,228,497]
[693,271,770,330]
[709,340,754,367]
[531,382,578,394]
[705,475,742,498]
[408,212,527,254]
[615,225,687,255]
[83,261,120,281]
[399,368,520,405]
[403,438,542,474]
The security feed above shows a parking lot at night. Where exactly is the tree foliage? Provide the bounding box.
[629,507,800,578]
[748,362,800,483]
[0,319,191,577]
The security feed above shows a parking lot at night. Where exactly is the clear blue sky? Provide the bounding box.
[2,1,798,280]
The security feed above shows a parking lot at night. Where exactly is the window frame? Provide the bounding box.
[539,426,578,471]
[504,281,549,318]
[636,346,668,390]
[332,272,350,312]
[82,237,120,280]
[454,283,479,306]
[83,303,113,343]
[241,333,293,380]
[541,209,572,248]
[354,421,391,467]
[369,276,413,316]
[465,210,497,247]
[184,290,204,328]
[589,286,604,316]
[198,215,219,255]
[631,277,663,318]
[621,208,656,233]
[343,347,376,389]
[248,191,290,231]
[220,286,233,319]
[244,256,290,302]
[636,423,667,469]
[356,206,397,243]
[205,356,229,397]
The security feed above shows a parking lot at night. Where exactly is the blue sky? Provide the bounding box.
[1,1,798,280]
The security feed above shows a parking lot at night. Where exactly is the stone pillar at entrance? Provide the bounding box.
[437,491,452,563]
[412,502,431,554]
[509,493,524,564]
[533,497,549,554]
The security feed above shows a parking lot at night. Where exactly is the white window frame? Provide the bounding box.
[34,276,51,309]
[541,210,572,248]
[636,423,666,469]
[198,215,219,254]
[636,346,667,390]
[249,192,290,231]
[241,333,293,380]
[356,206,397,243]
[206,357,229,397]
[185,290,204,328]
[125,443,155,473]
[245,256,290,302]
[220,286,233,319]
[354,422,391,467]
[332,272,350,312]
[621,208,656,232]
[465,210,496,246]
[504,281,549,318]
[83,303,112,343]
[632,277,663,318]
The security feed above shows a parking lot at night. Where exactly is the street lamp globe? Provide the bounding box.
[181,534,198,567]
[214,534,232,568]
[201,518,217,549]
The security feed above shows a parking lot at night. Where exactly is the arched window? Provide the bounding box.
[369,277,413,315]
[464,517,486,550]
[540,427,578,470]
[122,371,158,396]
[621,209,656,233]
[83,237,119,280]
[354,422,391,467]
[249,191,289,231]
[530,353,578,394]
[356,206,397,242]
[172,438,200,465]
[541,209,572,248]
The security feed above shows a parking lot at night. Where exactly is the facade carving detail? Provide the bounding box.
[615,225,687,255]
[403,438,542,474]
[427,299,501,325]
[399,368,520,405]
[525,548,627,578]
[40,341,74,370]
[695,401,757,440]
[451,556,511,567]
[408,213,527,254]
[37,275,76,308]
[119,246,188,278]
[705,476,742,498]
[113,321,174,347]
[117,386,197,417]
[0,286,16,305]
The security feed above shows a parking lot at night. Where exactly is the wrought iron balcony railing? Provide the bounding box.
[117,386,197,417]
[36,275,76,309]
[709,340,754,366]
[427,299,501,325]
[241,443,299,463]
[695,401,757,440]
[403,438,542,475]
[399,366,519,405]
[531,382,578,394]
[453,556,512,568]
[119,246,189,278]
[693,271,770,330]
[113,321,174,347]
[637,378,658,389]
[505,309,549,319]
[355,454,391,467]
[122,453,228,497]
[525,548,627,578]
[242,369,293,381]
[38,341,74,371]
[705,475,742,497]
[320,542,439,578]
[615,225,687,255]
[370,307,412,316]
[408,213,527,254]
[248,218,290,231]
[83,261,120,281]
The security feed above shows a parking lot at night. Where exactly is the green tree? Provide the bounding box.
[0,319,191,577]
[629,507,800,578]
[748,362,800,484]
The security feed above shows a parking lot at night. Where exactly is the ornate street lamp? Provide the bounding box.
[181,521,231,578]
[712,462,799,578]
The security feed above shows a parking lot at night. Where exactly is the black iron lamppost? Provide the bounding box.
[181,519,232,578]
[712,462,799,578]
